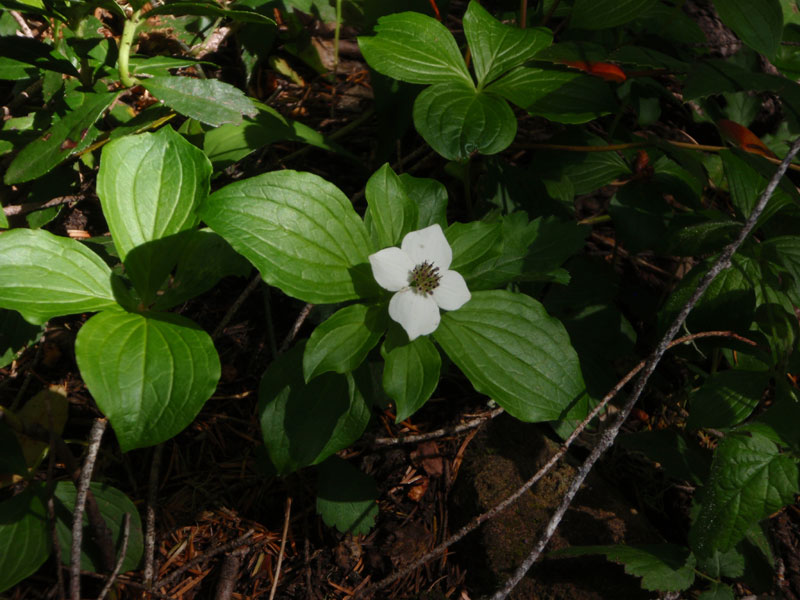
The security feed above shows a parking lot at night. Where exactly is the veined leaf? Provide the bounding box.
[382,334,441,422]
[487,67,616,123]
[141,76,257,126]
[689,431,798,556]
[713,0,782,59]
[434,290,585,422]
[0,229,117,324]
[75,310,220,452]
[0,486,50,593]
[365,163,418,248]
[259,344,371,475]
[4,91,118,184]
[303,303,386,381]
[143,1,275,24]
[97,126,212,260]
[200,170,375,304]
[413,82,517,161]
[463,1,552,87]
[358,11,472,86]
[53,481,143,573]
[316,456,378,535]
[570,0,658,30]
[551,544,696,592]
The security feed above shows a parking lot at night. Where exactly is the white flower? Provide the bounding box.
[369,224,471,341]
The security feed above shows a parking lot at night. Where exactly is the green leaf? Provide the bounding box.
[665,219,740,256]
[762,235,800,298]
[75,310,220,452]
[697,546,745,579]
[688,370,770,430]
[551,544,695,592]
[258,344,371,475]
[661,253,760,333]
[141,77,257,127]
[97,127,210,258]
[200,170,375,304]
[720,150,794,223]
[570,0,658,29]
[203,103,356,169]
[0,417,27,476]
[689,431,799,557]
[365,163,419,248]
[487,67,616,123]
[316,456,378,535]
[382,334,441,422]
[151,229,251,311]
[358,12,472,86]
[0,309,43,369]
[0,486,50,593]
[413,82,516,161]
[97,126,211,301]
[462,1,552,87]
[4,91,118,184]
[53,481,143,573]
[699,583,736,600]
[303,303,386,381]
[398,173,449,229]
[0,36,78,80]
[0,229,117,325]
[434,290,585,422]
[713,0,783,59]
[143,1,275,24]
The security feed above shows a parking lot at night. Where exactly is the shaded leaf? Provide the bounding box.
[4,91,118,184]
[316,456,378,535]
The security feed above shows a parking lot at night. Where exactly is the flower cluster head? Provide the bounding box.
[369,224,471,341]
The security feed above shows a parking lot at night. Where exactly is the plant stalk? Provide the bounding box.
[118,8,142,88]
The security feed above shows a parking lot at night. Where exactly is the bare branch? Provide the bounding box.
[70,418,108,600]
[97,513,131,600]
[488,137,800,600]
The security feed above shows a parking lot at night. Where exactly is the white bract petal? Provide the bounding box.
[389,289,441,341]
[401,224,452,270]
[369,247,414,292]
[432,270,471,311]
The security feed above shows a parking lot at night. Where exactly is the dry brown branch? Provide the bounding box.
[371,407,504,446]
[357,330,756,598]
[70,418,108,600]
[489,136,800,599]
[97,513,131,600]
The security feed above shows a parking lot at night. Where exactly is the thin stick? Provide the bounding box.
[489,136,800,600]
[279,304,313,354]
[154,529,254,590]
[143,443,164,588]
[70,418,108,600]
[269,497,293,600]
[97,513,131,600]
[212,274,262,340]
[372,407,504,446]
[356,330,755,598]
[10,10,34,37]
[3,194,81,218]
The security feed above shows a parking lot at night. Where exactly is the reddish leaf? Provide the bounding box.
[718,119,777,159]
[558,60,627,82]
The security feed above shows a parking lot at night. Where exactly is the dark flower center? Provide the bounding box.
[410,261,441,295]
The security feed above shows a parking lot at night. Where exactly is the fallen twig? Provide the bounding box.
[212,274,262,340]
[371,407,504,446]
[97,513,131,600]
[154,529,255,590]
[356,330,756,598]
[488,136,800,600]
[269,497,293,600]
[70,418,108,600]
[143,444,164,588]
[279,303,314,354]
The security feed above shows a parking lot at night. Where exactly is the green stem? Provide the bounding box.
[118,8,142,88]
